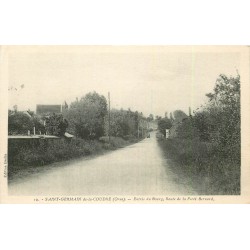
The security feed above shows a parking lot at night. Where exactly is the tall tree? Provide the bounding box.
[157,117,172,137]
[64,92,107,139]
[173,110,188,122]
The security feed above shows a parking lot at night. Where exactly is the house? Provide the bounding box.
[36,104,62,115]
[36,102,69,116]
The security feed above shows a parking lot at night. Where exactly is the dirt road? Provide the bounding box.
[8,132,196,196]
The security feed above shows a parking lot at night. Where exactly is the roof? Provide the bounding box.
[64,132,74,138]
[8,135,60,139]
[36,105,62,115]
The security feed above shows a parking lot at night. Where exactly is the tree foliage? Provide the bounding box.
[8,109,69,136]
[8,112,34,135]
[195,74,240,147]
[157,117,172,137]
[44,114,68,136]
[105,109,147,138]
[175,73,240,162]
[173,110,188,122]
[146,114,154,122]
[64,92,107,139]
[159,74,241,194]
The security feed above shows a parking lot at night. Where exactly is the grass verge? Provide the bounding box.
[8,136,139,180]
[157,138,240,195]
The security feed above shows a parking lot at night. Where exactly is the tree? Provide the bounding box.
[206,74,240,108]
[205,74,240,147]
[147,114,154,122]
[155,115,162,121]
[158,117,172,137]
[188,73,240,151]
[8,112,34,135]
[64,92,107,139]
[175,118,199,139]
[45,113,68,136]
[173,110,188,122]
[105,108,142,138]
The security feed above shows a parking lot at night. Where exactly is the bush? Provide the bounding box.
[158,138,240,195]
[8,138,101,168]
[8,112,34,135]
[160,74,241,194]
[175,118,199,140]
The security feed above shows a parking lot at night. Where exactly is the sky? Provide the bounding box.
[7,46,241,117]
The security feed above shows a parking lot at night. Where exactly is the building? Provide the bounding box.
[36,102,68,115]
[36,104,62,115]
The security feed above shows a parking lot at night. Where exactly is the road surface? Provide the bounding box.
[8,132,196,196]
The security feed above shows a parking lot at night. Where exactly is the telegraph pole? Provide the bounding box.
[108,92,111,143]
[137,113,140,138]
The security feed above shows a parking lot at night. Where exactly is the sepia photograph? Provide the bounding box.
[0,45,249,203]
[1,2,250,250]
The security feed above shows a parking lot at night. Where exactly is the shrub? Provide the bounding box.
[8,112,34,135]
[158,136,240,195]
[161,74,241,194]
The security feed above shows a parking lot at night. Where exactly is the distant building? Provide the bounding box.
[36,105,62,115]
[36,102,68,115]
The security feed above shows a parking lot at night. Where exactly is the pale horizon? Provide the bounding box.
[8,46,240,117]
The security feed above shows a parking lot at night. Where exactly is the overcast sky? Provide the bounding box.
[8,46,240,117]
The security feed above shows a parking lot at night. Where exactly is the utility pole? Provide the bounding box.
[189,106,192,116]
[137,113,140,138]
[108,92,111,143]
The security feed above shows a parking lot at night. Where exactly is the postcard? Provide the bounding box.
[0,46,249,203]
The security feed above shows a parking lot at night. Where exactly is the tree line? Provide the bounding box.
[157,73,240,153]
[63,92,150,140]
[157,73,240,194]
[8,91,151,140]
[175,74,240,159]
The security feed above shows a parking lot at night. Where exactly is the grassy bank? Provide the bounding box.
[158,138,240,195]
[8,136,139,179]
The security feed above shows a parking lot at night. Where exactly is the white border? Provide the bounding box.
[0,1,250,250]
